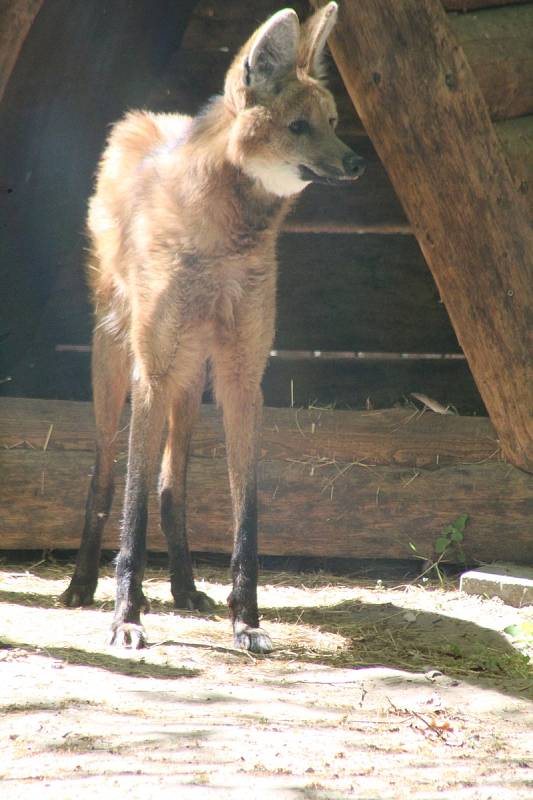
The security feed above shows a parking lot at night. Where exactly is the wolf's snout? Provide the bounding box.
[342,152,365,178]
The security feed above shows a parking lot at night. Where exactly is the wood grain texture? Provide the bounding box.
[324,0,533,471]
[2,449,531,562]
[0,398,500,467]
[1,399,530,562]
[449,5,533,120]
[0,0,43,104]
[495,115,533,214]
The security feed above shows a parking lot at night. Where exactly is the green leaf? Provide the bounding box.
[408,541,418,552]
[505,622,533,641]
[434,536,449,554]
[441,526,454,536]
[450,530,463,543]
[452,514,468,532]
[504,624,522,637]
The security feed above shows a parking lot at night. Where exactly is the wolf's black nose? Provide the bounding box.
[343,152,366,178]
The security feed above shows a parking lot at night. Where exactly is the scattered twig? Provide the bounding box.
[43,424,53,452]
[459,447,501,466]
[149,639,257,661]
[411,393,455,415]
[294,408,307,439]
[391,406,423,432]
[402,471,420,488]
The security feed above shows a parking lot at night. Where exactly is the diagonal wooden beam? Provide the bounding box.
[318,0,533,472]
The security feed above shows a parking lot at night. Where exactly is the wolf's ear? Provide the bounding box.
[298,1,338,80]
[225,9,299,107]
[246,9,300,90]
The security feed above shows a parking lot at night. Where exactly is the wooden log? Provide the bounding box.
[0,399,531,563]
[0,0,43,104]
[323,0,533,472]
[0,398,500,467]
[449,5,533,120]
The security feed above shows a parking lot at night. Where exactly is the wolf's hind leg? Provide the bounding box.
[62,327,130,607]
[159,367,216,613]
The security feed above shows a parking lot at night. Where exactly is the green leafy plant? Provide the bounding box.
[504,621,533,649]
[435,513,468,562]
[409,514,469,585]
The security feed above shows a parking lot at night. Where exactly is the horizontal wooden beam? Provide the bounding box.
[1,399,530,563]
[282,222,411,235]
[0,398,498,466]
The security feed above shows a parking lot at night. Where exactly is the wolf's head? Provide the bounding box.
[223,2,365,197]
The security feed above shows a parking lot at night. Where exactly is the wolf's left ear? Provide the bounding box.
[298,1,338,80]
[245,9,300,91]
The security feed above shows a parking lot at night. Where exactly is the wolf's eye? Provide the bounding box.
[288,119,310,135]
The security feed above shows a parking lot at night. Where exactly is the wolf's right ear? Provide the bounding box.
[225,9,300,109]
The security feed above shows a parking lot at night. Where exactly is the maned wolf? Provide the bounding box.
[62,2,365,652]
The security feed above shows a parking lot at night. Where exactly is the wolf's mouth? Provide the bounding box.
[298,165,360,185]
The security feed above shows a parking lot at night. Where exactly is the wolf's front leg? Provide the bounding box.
[214,357,272,652]
[109,380,166,649]
[228,465,272,655]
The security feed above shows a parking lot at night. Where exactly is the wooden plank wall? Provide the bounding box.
[0,0,531,412]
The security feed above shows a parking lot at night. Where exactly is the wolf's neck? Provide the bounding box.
[179,97,291,244]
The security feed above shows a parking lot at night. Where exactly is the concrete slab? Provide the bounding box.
[460,562,533,607]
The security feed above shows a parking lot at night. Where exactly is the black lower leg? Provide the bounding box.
[109,383,167,648]
[160,485,196,599]
[113,480,150,631]
[228,482,259,629]
[228,481,271,653]
[160,483,216,612]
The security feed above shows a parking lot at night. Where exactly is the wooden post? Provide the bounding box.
[0,0,43,104]
[320,0,533,472]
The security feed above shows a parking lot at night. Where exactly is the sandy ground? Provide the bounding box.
[1,562,532,799]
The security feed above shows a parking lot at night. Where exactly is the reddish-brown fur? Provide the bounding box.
[62,3,364,652]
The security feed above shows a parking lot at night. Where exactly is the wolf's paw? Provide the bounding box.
[109,622,146,649]
[173,590,217,614]
[60,581,96,608]
[233,623,273,654]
